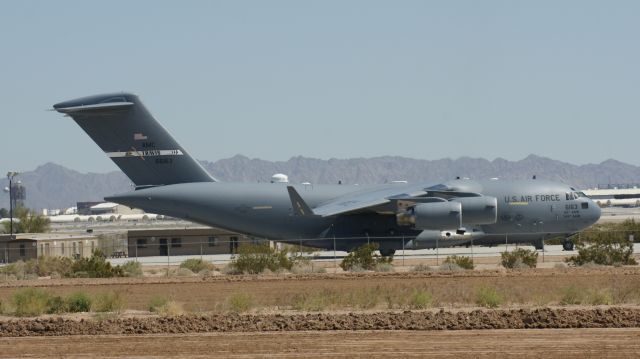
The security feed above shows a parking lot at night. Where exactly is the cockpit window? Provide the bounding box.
[565,192,583,200]
[577,191,587,198]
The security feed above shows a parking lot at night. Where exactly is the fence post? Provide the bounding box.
[135,244,138,262]
[167,241,170,276]
[436,236,439,266]
[402,235,405,268]
[200,243,203,261]
[333,235,337,273]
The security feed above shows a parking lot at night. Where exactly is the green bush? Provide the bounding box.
[66,292,92,312]
[180,258,215,273]
[501,249,539,269]
[121,261,143,277]
[46,296,67,314]
[93,292,126,313]
[567,230,637,266]
[409,290,433,309]
[475,286,503,308]
[35,256,74,277]
[12,288,50,317]
[340,243,393,271]
[227,293,253,312]
[443,255,474,270]
[231,243,294,274]
[70,250,124,278]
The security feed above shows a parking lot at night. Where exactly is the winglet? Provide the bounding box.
[287,186,315,216]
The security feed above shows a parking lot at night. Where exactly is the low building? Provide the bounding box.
[127,228,262,257]
[584,184,640,207]
[89,202,143,216]
[0,233,98,263]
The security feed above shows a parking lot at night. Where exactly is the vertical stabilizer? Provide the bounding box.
[54,93,215,187]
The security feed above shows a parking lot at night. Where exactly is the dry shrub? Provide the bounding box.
[290,263,326,274]
[340,243,392,271]
[439,262,463,272]
[231,243,294,274]
[411,264,433,272]
[148,296,183,315]
[180,259,215,273]
[501,249,538,269]
[121,261,143,277]
[443,256,474,270]
[560,285,584,305]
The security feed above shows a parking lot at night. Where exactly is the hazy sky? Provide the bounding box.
[0,1,638,174]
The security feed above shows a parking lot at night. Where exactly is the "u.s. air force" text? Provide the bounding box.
[504,194,561,203]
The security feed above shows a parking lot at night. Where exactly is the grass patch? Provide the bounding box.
[560,285,584,305]
[12,288,50,317]
[93,292,126,313]
[227,293,253,312]
[409,289,433,309]
[475,286,503,308]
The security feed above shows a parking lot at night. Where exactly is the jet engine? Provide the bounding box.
[452,196,497,225]
[397,201,461,230]
[397,196,497,230]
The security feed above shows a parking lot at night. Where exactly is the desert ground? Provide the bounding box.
[1,329,640,358]
[0,267,639,357]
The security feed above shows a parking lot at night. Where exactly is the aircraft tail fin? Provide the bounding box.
[54,93,216,187]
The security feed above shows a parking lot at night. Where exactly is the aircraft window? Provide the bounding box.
[577,192,587,198]
[500,214,512,221]
[582,202,589,209]
[514,214,524,221]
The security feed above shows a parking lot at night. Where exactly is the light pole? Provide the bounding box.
[6,172,18,239]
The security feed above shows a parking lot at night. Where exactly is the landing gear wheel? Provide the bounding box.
[562,239,574,251]
[379,248,396,257]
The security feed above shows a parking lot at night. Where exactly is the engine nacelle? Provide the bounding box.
[396,196,497,230]
[452,196,497,225]
[397,201,461,230]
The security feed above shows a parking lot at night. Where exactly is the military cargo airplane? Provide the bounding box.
[53,93,600,255]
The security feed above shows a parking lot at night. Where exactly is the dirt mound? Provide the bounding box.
[1,307,639,336]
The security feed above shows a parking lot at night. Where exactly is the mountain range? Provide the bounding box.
[1,154,639,211]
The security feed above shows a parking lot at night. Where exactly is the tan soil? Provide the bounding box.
[1,267,639,311]
[0,329,639,358]
[0,307,639,336]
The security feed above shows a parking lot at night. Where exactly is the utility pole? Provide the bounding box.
[6,172,19,240]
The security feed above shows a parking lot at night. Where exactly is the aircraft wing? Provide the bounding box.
[287,183,483,218]
[288,185,428,217]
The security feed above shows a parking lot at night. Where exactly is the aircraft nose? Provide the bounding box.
[589,199,601,225]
